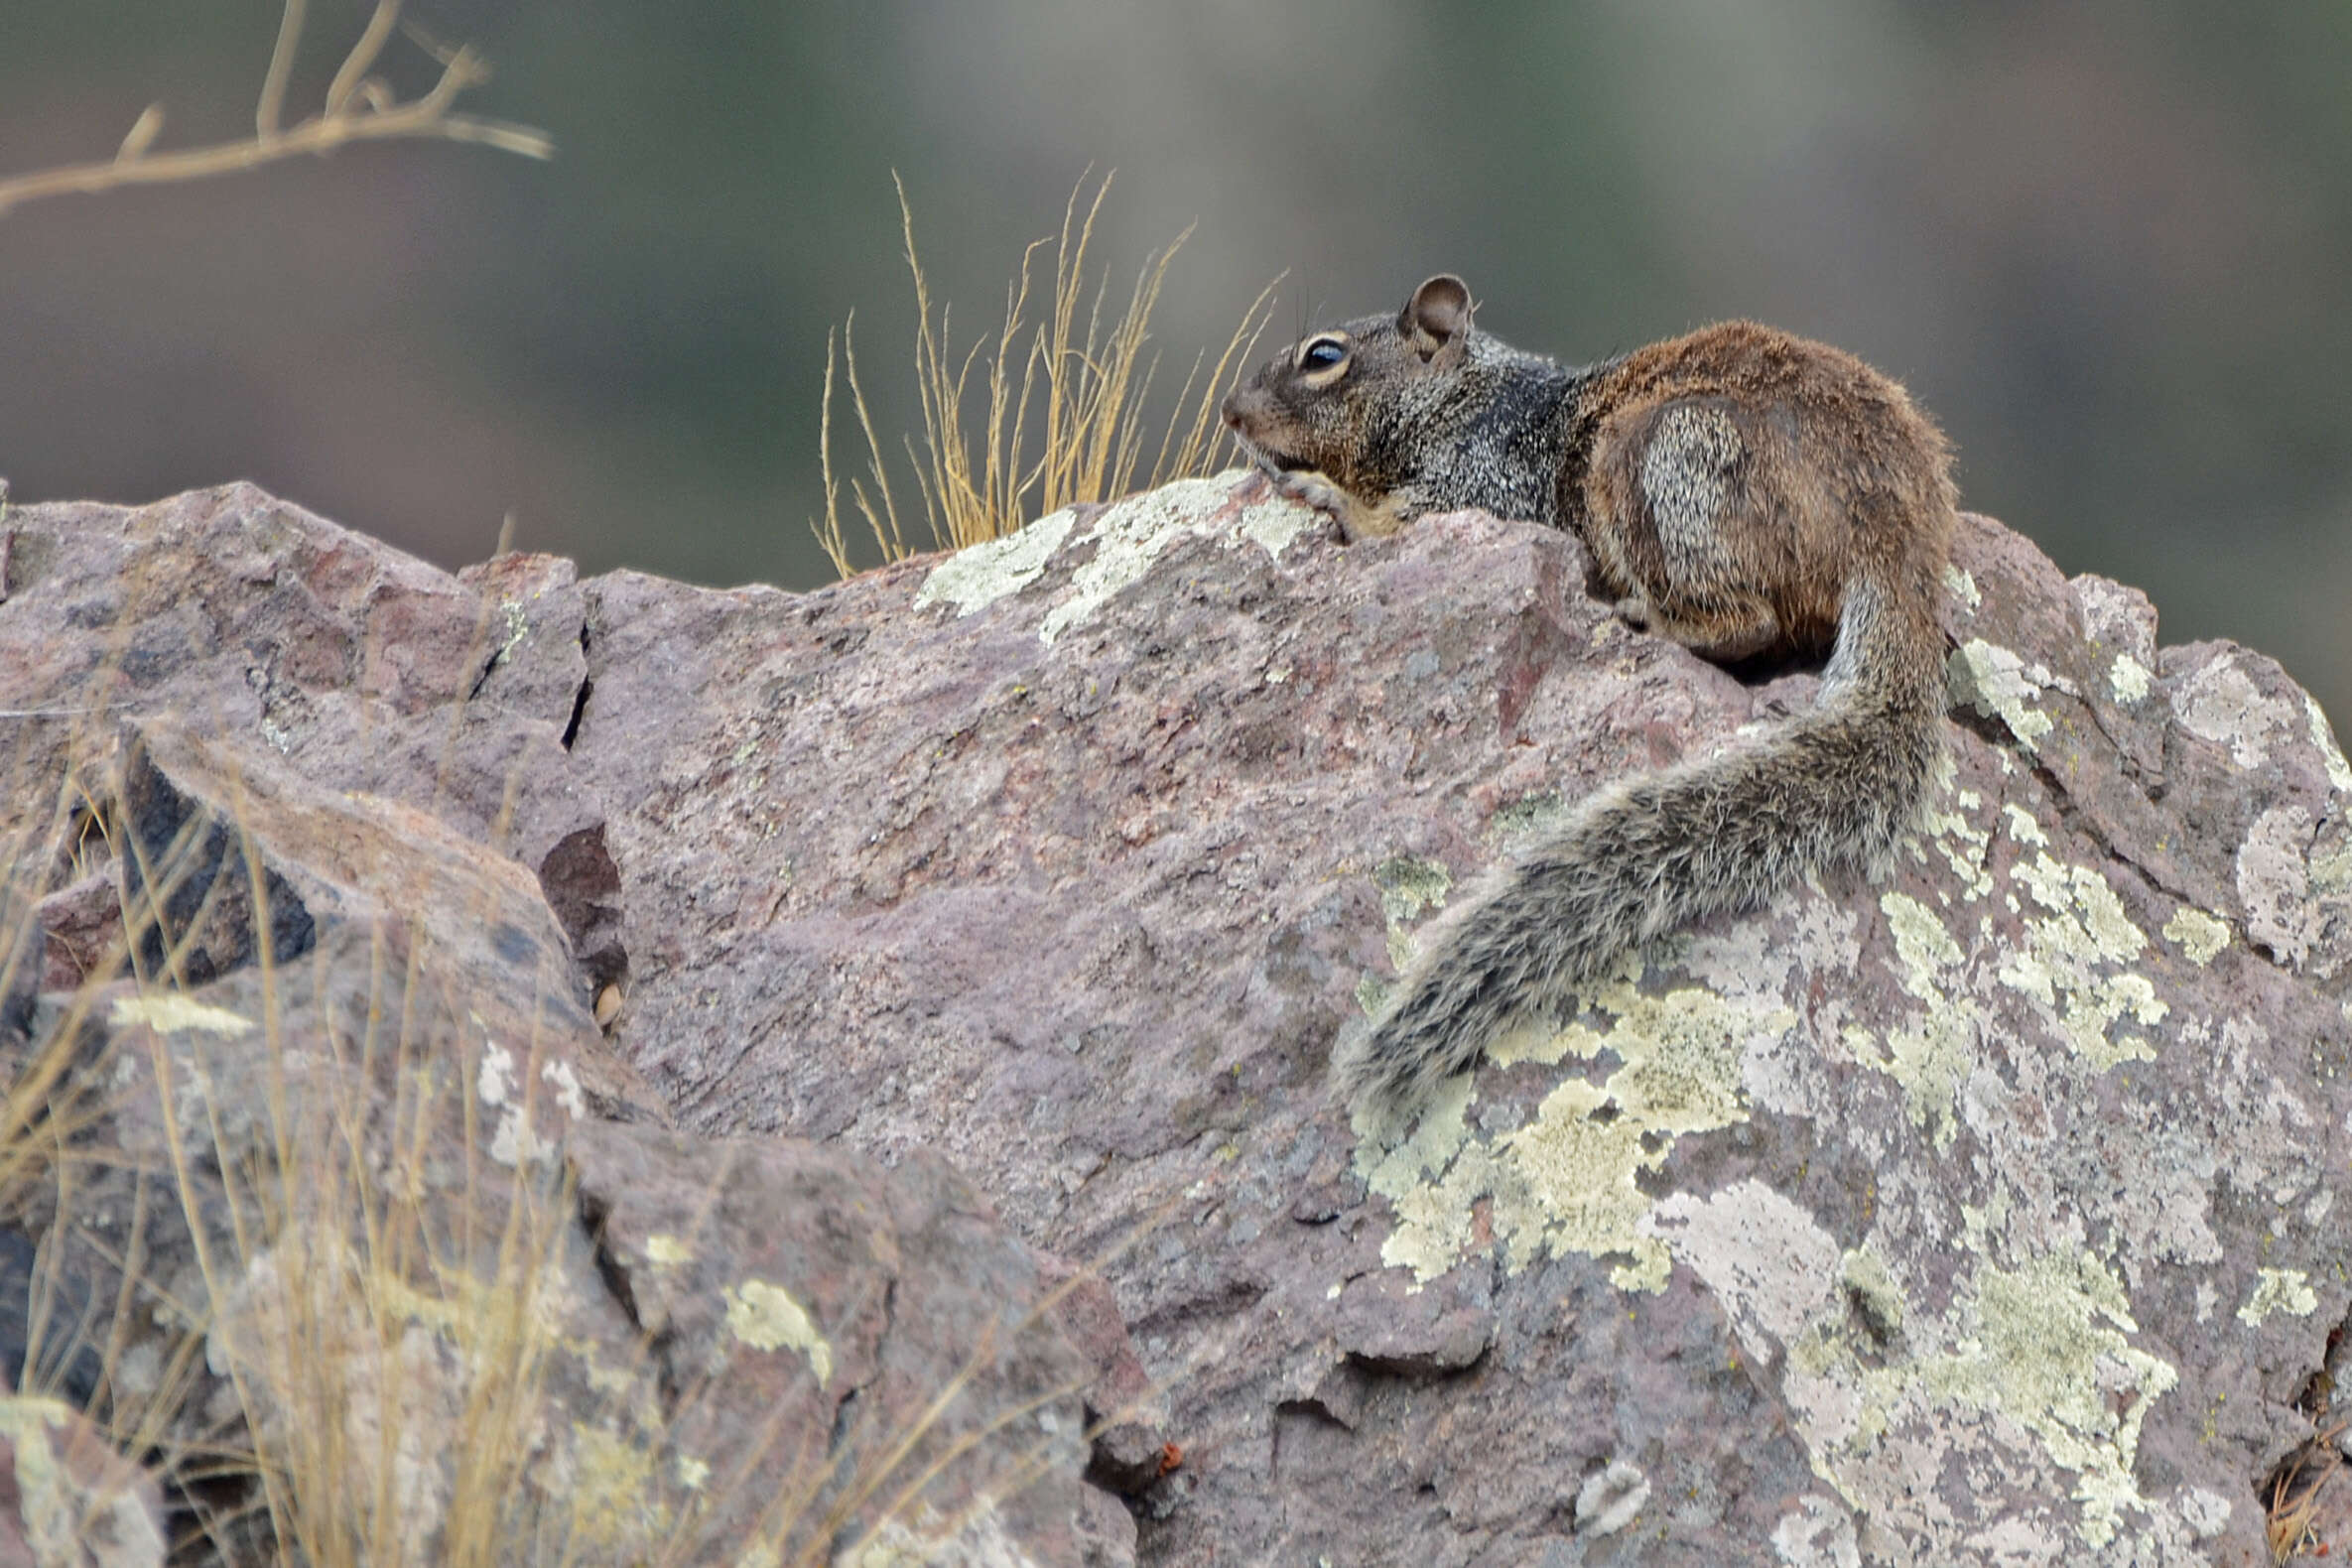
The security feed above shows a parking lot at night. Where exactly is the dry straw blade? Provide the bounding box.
[815,171,1279,576]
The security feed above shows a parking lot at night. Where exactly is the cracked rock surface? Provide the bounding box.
[3,475,2349,1564]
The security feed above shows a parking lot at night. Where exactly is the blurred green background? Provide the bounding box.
[4,1,2348,725]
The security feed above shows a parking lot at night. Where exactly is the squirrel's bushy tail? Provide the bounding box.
[1333,574,1946,1120]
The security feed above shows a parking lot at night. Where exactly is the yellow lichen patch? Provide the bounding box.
[1910,762,1994,902]
[1949,639,2057,752]
[1500,1075,1669,1290]
[1372,855,1453,975]
[1359,980,1786,1292]
[2236,1266,2318,1328]
[109,992,254,1037]
[1995,811,2166,1068]
[722,1279,834,1386]
[1867,894,1980,1147]
[1881,892,1964,999]
[1355,1073,1482,1283]
[567,1423,669,1549]
[645,1233,694,1268]
[2162,907,2230,966]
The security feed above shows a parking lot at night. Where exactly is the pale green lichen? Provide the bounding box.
[911,508,1078,617]
[1911,1251,2177,1547]
[1995,812,2165,1067]
[1868,894,1979,1146]
[919,472,1324,641]
[723,1279,834,1386]
[1786,1249,2179,1551]
[1839,1246,1906,1342]
[1863,1012,1978,1150]
[1948,639,2056,751]
[2315,837,2352,896]
[2001,803,2048,850]
[567,1422,669,1548]
[1651,1188,2183,1550]
[1039,478,1233,644]
[2235,1266,2317,1327]
[1358,980,1786,1291]
[1881,891,1964,996]
[1488,789,1569,842]
[1943,563,1981,610]
[2109,653,2153,705]
[1907,757,1993,901]
[1372,854,1452,973]
[0,1394,172,1565]
[1870,796,2167,1138]
[2161,907,2230,966]
[645,1234,694,1267]
[2306,693,2352,793]
[1348,745,2209,1550]
[2174,652,2293,770]
[110,993,253,1037]
[1236,487,1314,557]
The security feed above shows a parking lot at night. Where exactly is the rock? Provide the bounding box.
[566,1117,1102,1566]
[0,489,1125,1566]
[2,471,2347,1565]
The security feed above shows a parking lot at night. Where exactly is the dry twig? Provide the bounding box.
[0,0,551,219]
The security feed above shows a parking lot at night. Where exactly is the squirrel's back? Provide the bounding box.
[1223,278,1954,1121]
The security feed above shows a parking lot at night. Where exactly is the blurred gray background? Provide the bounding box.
[4,2,2348,725]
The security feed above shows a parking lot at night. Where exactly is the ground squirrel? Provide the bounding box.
[1221,275,1955,1120]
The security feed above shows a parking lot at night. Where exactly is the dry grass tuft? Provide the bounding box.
[0,0,551,220]
[0,711,1171,1565]
[2269,1420,2347,1563]
[814,171,1278,577]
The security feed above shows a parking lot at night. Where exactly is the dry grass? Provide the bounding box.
[814,171,1278,577]
[1,722,1162,1567]
[0,0,551,220]
[2269,1420,2347,1563]
[0,712,574,1564]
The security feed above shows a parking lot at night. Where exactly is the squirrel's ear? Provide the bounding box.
[1400,275,1473,366]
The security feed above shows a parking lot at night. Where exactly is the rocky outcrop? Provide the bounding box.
[1,474,2347,1564]
[0,490,1123,1566]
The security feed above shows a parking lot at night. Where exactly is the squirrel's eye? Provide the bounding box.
[1300,337,1348,371]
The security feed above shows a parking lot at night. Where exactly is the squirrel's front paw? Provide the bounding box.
[1274,470,1361,541]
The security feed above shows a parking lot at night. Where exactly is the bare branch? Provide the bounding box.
[0,1,550,220]
[325,0,402,119]
[256,0,308,139]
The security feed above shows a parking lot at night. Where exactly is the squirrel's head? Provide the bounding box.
[1221,274,1475,496]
